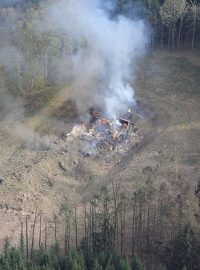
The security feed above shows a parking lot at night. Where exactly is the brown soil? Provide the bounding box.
[0,50,199,250]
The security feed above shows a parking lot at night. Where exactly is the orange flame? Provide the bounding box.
[97,118,111,126]
[112,131,119,141]
[123,123,129,129]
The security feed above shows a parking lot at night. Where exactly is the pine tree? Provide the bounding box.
[92,259,102,270]
[120,259,131,270]
[166,224,193,270]
[131,257,143,270]
[20,222,25,257]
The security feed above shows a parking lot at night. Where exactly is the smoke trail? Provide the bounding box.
[48,0,147,118]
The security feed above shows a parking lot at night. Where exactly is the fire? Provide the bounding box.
[66,106,139,158]
[123,123,129,129]
[97,118,111,127]
[119,118,129,128]
[112,131,119,141]
[82,122,89,132]
[69,108,134,142]
[89,107,101,120]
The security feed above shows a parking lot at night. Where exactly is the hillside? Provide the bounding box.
[0,50,199,267]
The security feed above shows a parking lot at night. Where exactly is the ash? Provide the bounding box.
[65,109,142,158]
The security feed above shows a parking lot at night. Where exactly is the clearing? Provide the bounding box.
[0,50,199,249]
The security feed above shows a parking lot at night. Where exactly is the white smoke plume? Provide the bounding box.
[0,0,147,149]
[48,0,147,118]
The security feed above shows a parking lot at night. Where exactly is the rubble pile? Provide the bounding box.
[65,108,142,158]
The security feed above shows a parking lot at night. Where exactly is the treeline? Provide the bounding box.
[1,0,200,51]
[0,0,41,9]
[1,219,200,269]
[0,239,144,270]
[1,0,200,112]
[4,177,200,270]
[117,0,200,49]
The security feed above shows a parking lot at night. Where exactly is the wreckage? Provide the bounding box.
[65,107,143,158]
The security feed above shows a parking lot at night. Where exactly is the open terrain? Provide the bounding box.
[0,50,199,251]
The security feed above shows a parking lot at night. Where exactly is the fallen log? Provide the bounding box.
[119,118,134,126]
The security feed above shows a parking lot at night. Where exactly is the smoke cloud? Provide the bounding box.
[0,0,147,149]
[7,122,51,150]
[49,0,147,118]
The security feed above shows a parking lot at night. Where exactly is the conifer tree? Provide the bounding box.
[131,257,143,270]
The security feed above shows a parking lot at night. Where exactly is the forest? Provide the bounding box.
[0,177,199,269]
[0,1,200,270]
[118,0,200,49]
[1,0,200,110]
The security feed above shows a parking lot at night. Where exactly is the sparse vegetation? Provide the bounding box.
[0,1,199,270]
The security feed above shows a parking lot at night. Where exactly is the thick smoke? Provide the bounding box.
[49,0,147,118]
[0,0,147,149]
[0,0,21,7]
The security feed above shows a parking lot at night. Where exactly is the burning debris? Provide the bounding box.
[119,118,131,128]
[66,107,142,157]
